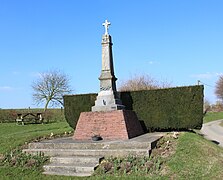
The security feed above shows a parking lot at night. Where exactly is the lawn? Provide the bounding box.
[1,121,223,179]
[0,122,73,154]
[167,132,223,179]
[0,122,80,180]
[203,111,223,123]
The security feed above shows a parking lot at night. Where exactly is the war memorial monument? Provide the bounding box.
[73,20,144,140]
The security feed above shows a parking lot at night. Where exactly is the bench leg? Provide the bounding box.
[16,119,24,125]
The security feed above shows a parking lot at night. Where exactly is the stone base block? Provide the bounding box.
[73,110,144,140]
[91,90,125,112]
[91,104,125,112]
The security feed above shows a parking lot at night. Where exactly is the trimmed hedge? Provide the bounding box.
[64,85,204,131]
[63,93,97,129]
[121,85,204,130]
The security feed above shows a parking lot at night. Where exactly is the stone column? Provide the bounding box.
[92,21,124,112]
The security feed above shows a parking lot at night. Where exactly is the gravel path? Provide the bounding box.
[200,119,223,147]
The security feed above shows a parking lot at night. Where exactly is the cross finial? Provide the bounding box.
[102,20,111,35]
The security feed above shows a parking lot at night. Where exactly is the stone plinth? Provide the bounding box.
[92,90,124,112]
[73,110,144,140]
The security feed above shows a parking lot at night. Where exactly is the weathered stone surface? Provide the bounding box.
[23,132,164,157]
[92,90,124,111]
[23,133,164,176]
[92,22,124,112]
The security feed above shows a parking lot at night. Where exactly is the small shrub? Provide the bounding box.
[94,132,179,176]
[2,148,48,169]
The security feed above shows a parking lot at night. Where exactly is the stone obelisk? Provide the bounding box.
[92,20,124,112]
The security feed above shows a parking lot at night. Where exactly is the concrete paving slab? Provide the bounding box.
[40,132,164,144]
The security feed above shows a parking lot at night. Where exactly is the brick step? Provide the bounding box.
[23,148,149,157]
[50,156,104,165]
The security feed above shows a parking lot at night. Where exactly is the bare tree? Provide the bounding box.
[215,75,223,102]
[212,100,223,112]
[118,74,171,92]
[203,99,211,115]
[32,70,72,111]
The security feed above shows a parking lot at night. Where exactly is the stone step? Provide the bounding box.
[23,133,164,177]
[23,148,150,157]
[43,163,96,175]
[50,156,103,165]
[28,141,152,150]
[42,171,92,177]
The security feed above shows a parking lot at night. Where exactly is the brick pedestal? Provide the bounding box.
[73,110,144,140]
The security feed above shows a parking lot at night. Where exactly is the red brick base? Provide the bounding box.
[73,110,144,140]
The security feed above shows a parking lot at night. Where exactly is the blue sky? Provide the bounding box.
[0,0,223,108]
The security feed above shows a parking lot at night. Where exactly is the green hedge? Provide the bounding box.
[63,93,97,129]
[121,85,204,130]
[0,109,17,123]
[64,85,204,131]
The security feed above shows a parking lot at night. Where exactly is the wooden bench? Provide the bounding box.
[16,113,43,125]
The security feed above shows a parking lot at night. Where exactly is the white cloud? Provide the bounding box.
[30,72,42,78]
[190,72,223,79]
[12,71,20,75]
[148,60,160,65]
[0,86,13,91]
[216,72,223,76]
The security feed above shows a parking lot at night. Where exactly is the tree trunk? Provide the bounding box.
[44,99,50,112]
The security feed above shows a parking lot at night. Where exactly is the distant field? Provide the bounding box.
[203,111,223,123]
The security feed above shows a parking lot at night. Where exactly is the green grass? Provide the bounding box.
[0,122,82,180]
[203,111,223,123]
[0,122,72,154]
[94,132,223,179]
[0,166,90,180]
[1,123,223,179]
[167,132,223,179]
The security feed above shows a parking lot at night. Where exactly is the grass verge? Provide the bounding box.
[94,132,223,179]
[203,111,223,123]
[167,132,223,179]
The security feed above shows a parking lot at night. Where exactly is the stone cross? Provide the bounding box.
[102,20,111,35]
[92,20,124,112]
